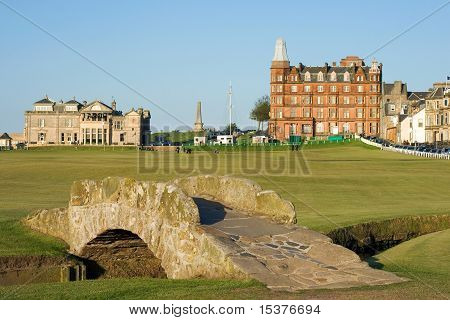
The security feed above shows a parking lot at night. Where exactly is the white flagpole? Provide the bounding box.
[228,81,233,136]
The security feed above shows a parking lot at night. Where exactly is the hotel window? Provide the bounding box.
[370,96,378,104]
[371,84,378,92]
[289,124,297,134]
[38,132,45,142]
[357,75,363,81]
[317,96,324,105]
[329,96,337,104]
[120,133,125,142]
[357,85,364,93]
[60,133,65,143]
[290,108,296,117]
[343,123,350,133]
[277,85,283,93]
[277,75,283,81]
[302,96,311,105]
[343,109,350,118]
[329,108,336,118]
[418,119,424,128]
[290,85,298,93]
[369,123,377,133]
[65,119,73,127]
[370,108,377,118]
[303,108,311,117]
[357,108,363,118]
[304,85,311,92]
[316,122,324,133]
[357,123,364,134]
[330,123,338,134]
[302,124,312,133]
[271,86,275,93]
[344,96,350,104]
[317,85,324,92]
[357,96,364,104]
[343,85,350,92]
[330,72,337,81]
[317,108,324,118]
[290,96,298,104]
[344,71,350,82]
[317,72,324,81]
[304,72,311,81]
[276,96,283,104]
[277,108,282,119]
[67,133,72,143]
[38,119,45,128]
[330,85,337,92]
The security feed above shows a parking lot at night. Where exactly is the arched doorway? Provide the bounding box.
[78,229,166,279]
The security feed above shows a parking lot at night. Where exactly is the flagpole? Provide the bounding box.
[228,81,233,136]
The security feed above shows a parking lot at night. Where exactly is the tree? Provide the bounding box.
[224,123,239,135]
[250,95,270,132]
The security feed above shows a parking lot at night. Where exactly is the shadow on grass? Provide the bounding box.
[366,256,385,270]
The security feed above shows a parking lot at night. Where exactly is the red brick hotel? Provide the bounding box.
[268,38,382,141]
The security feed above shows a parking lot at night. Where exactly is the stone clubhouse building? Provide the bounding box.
[268,38,382,141]
[24,96,151,146]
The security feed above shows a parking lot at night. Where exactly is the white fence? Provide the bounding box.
[360,137,450,160]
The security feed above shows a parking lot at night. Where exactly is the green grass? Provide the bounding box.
[0,142,449,299]
[0,220,66,256]
[1,231,448,300]
[373,229,450,283]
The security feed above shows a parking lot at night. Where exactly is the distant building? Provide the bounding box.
[380,81,408,142]
[268,38,382,141]
[194,136,207,146]
[215,135,234,145]
[0,133,12,150]
[425,84,450,143]
[410,106,426,143]
[380,81,428,143]
[9,133,26,149]
[24,97,151,146]
[252,135,269,144]
[193,101,204,132]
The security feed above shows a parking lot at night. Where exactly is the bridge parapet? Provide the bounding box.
[173,175,296,224]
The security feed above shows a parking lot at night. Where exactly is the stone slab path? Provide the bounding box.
[194,197,405,291]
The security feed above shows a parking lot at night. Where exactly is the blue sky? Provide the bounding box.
[0,0,449,133]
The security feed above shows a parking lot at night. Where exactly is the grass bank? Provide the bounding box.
[1,231,448,299]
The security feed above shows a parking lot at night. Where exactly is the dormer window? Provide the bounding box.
[330,71,337,81]
[304,71,311,81]
[344,71,350,82]
[317,71,324,81]
[357,75,363,81]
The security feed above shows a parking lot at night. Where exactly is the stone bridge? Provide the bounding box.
[24,175,404,290]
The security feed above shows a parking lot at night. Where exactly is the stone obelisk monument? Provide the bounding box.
[194,101,204,132]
